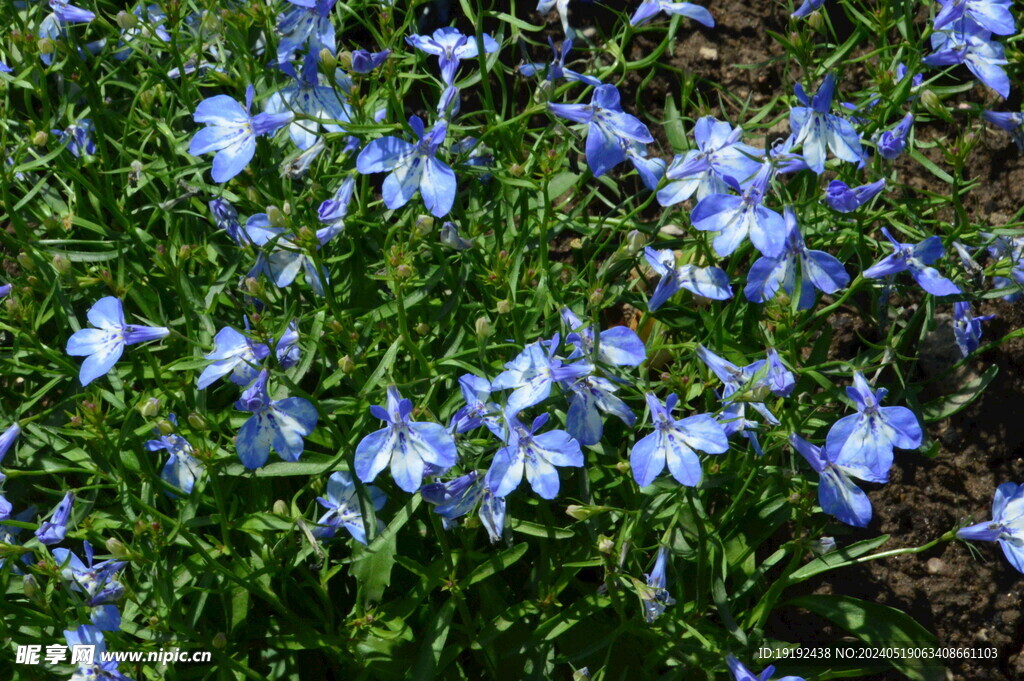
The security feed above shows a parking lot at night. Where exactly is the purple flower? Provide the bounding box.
[52,119,96,157]
[145,414,201,495]
[877,113,914,160]
[924,17,1009,98]
[727,654,806,681]
[824,178,886,213]
[421,471,506,542]
[355,386,458,493]
[863,228,961,296]
[35,492,74,545]
[350,48,390,73]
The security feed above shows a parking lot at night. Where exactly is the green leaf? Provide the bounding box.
[351,495,421,605]
[463,542,529,587]
[785,594,946,681]
[921,365,998,422]
[786,535,891,583]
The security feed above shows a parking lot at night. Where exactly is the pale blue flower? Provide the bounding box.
[877,113,914,160]
[277,0,338,64]
[561,308,646,366]
[824,178,886,213]
[234,370,319,469]
[53,541,126,630]
[519,38,601,86]
[630,0,714,27]
[406,27,499,84]
[863,228,961,296]
[824,372,922,482]
[983,111,1024,151]
[791,434,879,527]
[197,326,270,389]
[449,374,505,438]
[565,375,635,446]
[934,0,1015,36]
[548,84,654,177]
[355,386,458,493]
[691,161,786,258]
[644,247,733,310]
[485,413,583,499]
[66,297,169,386]
[356,116,456,217]
[657,117,763,206]
[640,546,675,622]
[421,471,506,541]
[266,54,350,150]
[64,625,133,681]
[630,393,728,487]
[145,414,201,495]
[727,654,806,681]
[924,17,1010,98]
[313,471,385,544]
[789,74,865,174]
[744,206,850,309]
[957,482,1024,573]
[491,334,590,414]
[189,85,294,183]
[953,301,993,357]
[53,119,96,157]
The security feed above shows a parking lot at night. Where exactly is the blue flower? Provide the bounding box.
[877,113,914,160]
[537,0,574,39]
[35,491,73,545]
[0,61,12,73]
[449,374,505,438]
[765,348,796,397]
[519,38,601,86]
[824,372,922,482]
[791,0,826,18]
[421,471,506,541]
[313,471,385,544]
[145,415,201,495]
[66,297,169,386]
[640,546,675,623]
[0,283,11,299]
[934,0,1015,36]
[114,3,171,61]
[791,434,880,527]
[696,345,781,453]
[234,370,319,469]
[726,654,806,681]
[744,206,850,309]
[491,334,591,414]
[789,74,865,174]
[953,302,994,357]
[824,178,886,213]
[189,85,294,183]
[957,482,1024,573]
[53,119,96,157]
[485,413,583,499]
[622,140,666,190]
[630,0,714,27]
[356,115,456,217]
[0,422,20,462]
[657,116,763,206]
[630,393,728,487]
[406,27,499,84]
[691,162,786,258]
[863,228,961,296]
[277,0,338,64]
[548,84,655,177]
[197,326,271,389]
[350,48,390,73]
[53,541,126,630]
[355,386,458,493]
[565,375,636,446]
[561,307,647,366]
[64,625,133,681]
[924,18,1009,98]
[644,247,733,310]
[266,54,350,151]
[983,110,1024,151]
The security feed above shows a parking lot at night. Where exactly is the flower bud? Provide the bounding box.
[244,276,262,297]
[615,460,630,474]
[187,412,208,431]
[105,538,132,560]
[509,163,524,177]
[52,254,71,275]
[24,574,43,606]
[807,9,825,32]
[32,130,49,146]
[138,397,161,418]
[157,419,175,435]
[625,229,645,255]
[326,49,343,71]
[496,299,511,315]
[588,288,604,306]
[272,499,289,516]
[920,89,951,122]
[413,215,434,237]
[266,205,286,227]
[116,10,138,30]
[394,264,413,279]
[37,38,55,56]
[16,252,35,271]
[415,322,430,335]
[339,355,356,374]
[212,632,228,649]
[474,316,492,339]
[597,535,615,554]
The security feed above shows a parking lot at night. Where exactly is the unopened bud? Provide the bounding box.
[615,460,630,474]
[244,276,262,296]
[212,632,228,649]
[415,322,430,335]
[597,535,615,554]
[339,355,356,373]
[625,229,645,255]
[105,538,132,560]
[272,499,289,516]
[475,316,492,339]
[920,89,951,122]
[414,215,434,237]
[32,130,49,146]
[156,419,175,435]
[52,254,71,275]
[116,10,138,30]
[24,574,43,606]
[187,412,208,431]
[588,288,604,306]
[394,264,413,279]
[266,205,285,227]
[496,299,511,315]
[807,9,825,32]
[37,38,55,56]
[138,397,161,418]
[509,163,524,177]
[323,48,340,72]
[16,252,35,271]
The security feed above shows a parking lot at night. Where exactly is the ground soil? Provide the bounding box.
[523,1,1024,680]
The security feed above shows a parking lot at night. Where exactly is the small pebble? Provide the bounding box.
[926,557,945,574]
